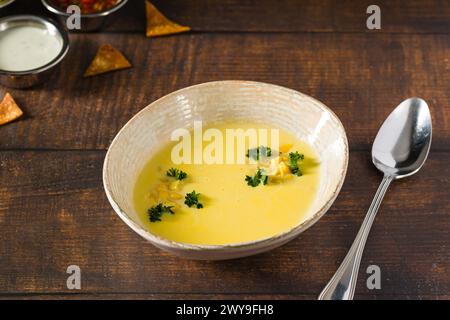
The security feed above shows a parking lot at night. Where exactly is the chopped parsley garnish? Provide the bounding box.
[245,168,268,187]
[148,203,175,222]
[184,190,203,209]
[288,151,305,176]
[166,168,187,180]
[246,146,272,160]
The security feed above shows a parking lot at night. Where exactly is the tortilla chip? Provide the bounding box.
[146,0,190,37]
[0,93,23,126]
[84,44,131,77]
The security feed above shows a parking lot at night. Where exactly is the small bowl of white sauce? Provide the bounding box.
[0,15,69,88]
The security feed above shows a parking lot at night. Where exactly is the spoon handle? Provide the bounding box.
[318,174,394,300]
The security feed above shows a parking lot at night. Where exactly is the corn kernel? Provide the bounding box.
[169,180,180,191]
[156,184,167,192]
[279,162,290,174]
[158,190,169,200]
[279,144,293,153]
[169,192,183,200]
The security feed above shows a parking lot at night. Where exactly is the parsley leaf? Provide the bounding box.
[245,168,268,187]
[246,146,272,160]
[288,151,305,176]
[166,168,187,180]
[184,190,204,209]
[148,203,175,222]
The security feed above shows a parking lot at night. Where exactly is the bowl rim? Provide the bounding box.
[103,80,349,251]
[41,0,129,18]
[0,15,70,75]
[0,0,15,9]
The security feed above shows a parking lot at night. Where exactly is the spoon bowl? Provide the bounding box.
[372,97,432,178]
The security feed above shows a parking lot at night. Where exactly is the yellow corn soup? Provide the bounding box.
[134,122,320,245]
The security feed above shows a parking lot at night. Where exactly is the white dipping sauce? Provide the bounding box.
[0,25,63,72]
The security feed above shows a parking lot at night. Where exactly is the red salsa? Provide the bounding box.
[51,0,120,14]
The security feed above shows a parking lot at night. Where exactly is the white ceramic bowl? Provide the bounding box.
[103,81,348,260]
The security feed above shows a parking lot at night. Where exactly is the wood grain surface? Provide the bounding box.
[3,0,450,33]
[0,0,449,299]
[0,33,448,151]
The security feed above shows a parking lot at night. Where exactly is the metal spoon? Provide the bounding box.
[318,97,432,300]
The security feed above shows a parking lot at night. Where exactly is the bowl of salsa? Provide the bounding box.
[41,0,128,31]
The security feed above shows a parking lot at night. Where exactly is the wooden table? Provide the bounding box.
[0,0,449,300]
